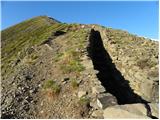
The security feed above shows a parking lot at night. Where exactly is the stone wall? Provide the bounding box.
[93,26,158,103]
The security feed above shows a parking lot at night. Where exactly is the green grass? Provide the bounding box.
[43,80,61,94]
[78,96,90,105]
[25,53,39,65]
[54,52,64,62]
[70,79,79,89]
[60,60,85,74]
[1,16,69,75]
[54,29,87,74]
[59,50,85,74]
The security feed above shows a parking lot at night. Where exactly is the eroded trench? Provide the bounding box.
[87,29,157,118]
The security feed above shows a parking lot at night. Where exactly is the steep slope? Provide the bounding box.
[1,16,65,77]
[1,16,159,119]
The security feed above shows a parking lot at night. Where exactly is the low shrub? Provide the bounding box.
[78,96,90,105]
[43,80,61,94]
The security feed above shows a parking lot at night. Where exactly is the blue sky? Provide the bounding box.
[1,1,159,39]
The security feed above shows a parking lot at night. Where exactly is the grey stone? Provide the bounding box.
[97,93,117,109]
[93,79,102,85]
[90,101,99,109]
[91,110,103,118]
[103,103,153,119]
[149,103,159,118]
[77,79,82,84]
[5,96,13,106]
[92,85,106,94]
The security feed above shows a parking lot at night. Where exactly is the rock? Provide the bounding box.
[29,89,36,94]
[25,74,33,81]
[40,101,44,106]
[103,107,150,119]
[63,77,69,82]
[149,103,159,118]
[63,95,66,98]
[62,81,67,85]
[77,79,82,84]
[23,104,29,111]
[103,103,158,119]
[92,85,106,94]
[138,80,157,102]
[38,84,42,87]
[81,25,85,28]
[78,91,87,98]
[97,93,117,109]
[5,96,13,106]
[93,70,99,74]
[91,110,103,118]
[40,110,44,114]
[92,78,102,85]
[25,96,33,102]
[90,101,99,109]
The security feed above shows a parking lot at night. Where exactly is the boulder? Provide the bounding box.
[97,93,117,109]
[149,103,159,118]
[103,103,158,119]
[91,110,103,118]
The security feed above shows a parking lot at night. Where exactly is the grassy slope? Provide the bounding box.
[1,16,68,75]
[2,16,158,77]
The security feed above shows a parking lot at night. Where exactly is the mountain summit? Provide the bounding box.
[1,16,159,119]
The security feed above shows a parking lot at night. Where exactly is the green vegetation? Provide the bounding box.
[25,53,39,65]
[52,29,87,75]
[30,53,39,60]
[70,79,79,89]
[78,96,90,105]
[60,59,85,74]
[1,16,68,75]
[59,50,85,74]
[43,80,61,94]
[54,53,64,62]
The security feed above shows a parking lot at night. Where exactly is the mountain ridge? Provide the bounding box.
[2,15,158,41]
[1,16,159,119]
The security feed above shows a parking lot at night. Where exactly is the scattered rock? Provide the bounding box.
[5,96,13,106]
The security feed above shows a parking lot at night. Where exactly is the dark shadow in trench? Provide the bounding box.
[87,29,158,119]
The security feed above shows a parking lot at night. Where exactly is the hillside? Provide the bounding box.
[1,16,159,119]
